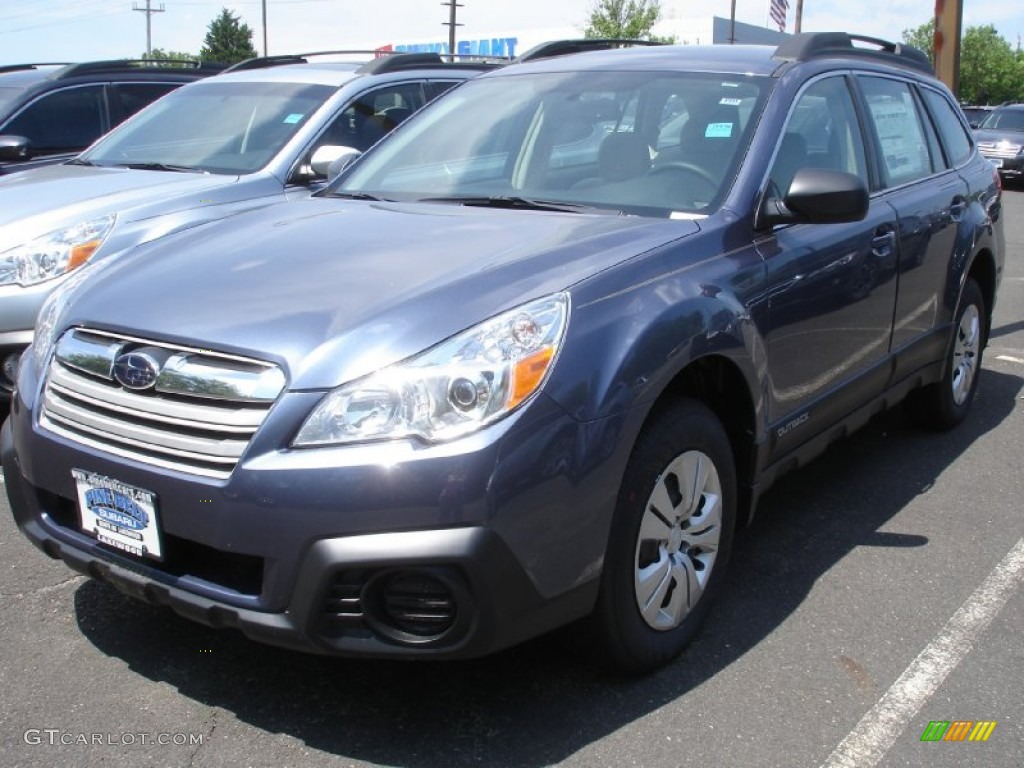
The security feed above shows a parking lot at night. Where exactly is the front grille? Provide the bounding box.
[977,141,1022,160]
[41,328,285,479]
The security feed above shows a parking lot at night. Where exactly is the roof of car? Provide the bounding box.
[499,44,781,77]
[200,52,498,87]
[484,32,933,80]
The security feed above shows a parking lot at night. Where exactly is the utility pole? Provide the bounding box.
[132,0,165,57]
[262,0,268,56]
[441,0,463,62]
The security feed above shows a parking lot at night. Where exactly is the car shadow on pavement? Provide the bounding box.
[71,368,1023,767]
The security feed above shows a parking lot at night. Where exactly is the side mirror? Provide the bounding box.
[0,135,31,162]
[756,167,868,230]
[310,145,361,181]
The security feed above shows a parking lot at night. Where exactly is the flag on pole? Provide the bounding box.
[768,0,789,32]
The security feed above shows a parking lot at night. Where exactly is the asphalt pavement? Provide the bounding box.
[1,187,1022,768]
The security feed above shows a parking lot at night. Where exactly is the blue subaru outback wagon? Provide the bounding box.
[4,33,1004,672]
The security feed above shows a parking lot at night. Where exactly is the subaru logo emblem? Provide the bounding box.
[112,352,160,390]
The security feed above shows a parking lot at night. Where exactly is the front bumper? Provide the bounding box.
[3,363,626,658]
[981,153,1024,179]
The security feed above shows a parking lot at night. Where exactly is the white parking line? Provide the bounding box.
[819,537,1024,768]
[994,355,1024,365]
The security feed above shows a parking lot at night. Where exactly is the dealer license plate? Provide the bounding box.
[73,469,163,560]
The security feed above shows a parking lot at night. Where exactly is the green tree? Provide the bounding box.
[141,48,198,67]
[903,20,1024,103]
[901,19,934,60]
[959,25,1023,104]
[199,8,257,64]
[584,0,674,43]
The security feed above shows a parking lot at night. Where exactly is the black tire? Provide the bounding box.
[905,278,986,431]
[589,399,737,674]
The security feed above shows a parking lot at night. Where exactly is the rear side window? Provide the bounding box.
[2,85,105,152]
[858,77,935,187]
[112,82,179,122]
[920,88,972,167]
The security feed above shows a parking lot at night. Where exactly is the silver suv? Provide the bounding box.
[0,52,493,397]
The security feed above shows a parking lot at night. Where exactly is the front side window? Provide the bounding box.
[859,76,935,187]
[83,80,334,174]
[2,85,105,152]
[0,86,25,118]
[318,82,427,153]
[332,70,768,216]
[768,75,868,196]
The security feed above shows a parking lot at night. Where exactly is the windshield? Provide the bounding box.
[332,69,767,216]
[980,108,1024,132]
[82,80,334,174]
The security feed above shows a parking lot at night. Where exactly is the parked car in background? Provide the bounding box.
[0,59,224,175]
[4,33,1003,673]
[959,104,993,129]
[974,101,1024,182]
[0,51,496,398]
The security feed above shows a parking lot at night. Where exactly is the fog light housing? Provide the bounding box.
[362,568,471,645]
[1,351,22,388]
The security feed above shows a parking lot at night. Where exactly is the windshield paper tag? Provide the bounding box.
[283,113,304,124]
[705,122,733,138]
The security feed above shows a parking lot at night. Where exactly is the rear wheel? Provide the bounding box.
[905,278,986,430]
[590,400,736,673]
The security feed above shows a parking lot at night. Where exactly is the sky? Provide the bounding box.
[0,0,1021,64]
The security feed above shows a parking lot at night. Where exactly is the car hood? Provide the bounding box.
[0,164,240,252]
[63,198,701,389]
[974,128,1024,147]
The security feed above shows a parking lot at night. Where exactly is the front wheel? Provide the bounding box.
[905,278,986,430]
[589,400,737,673]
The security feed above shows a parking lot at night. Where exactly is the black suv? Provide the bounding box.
[4,33,1003,672]
[0,59,224,174]
[974,101,1024,182]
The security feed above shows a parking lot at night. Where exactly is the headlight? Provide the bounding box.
[293,293,569,446]
[0,215,115,286]
[31,257,116,376]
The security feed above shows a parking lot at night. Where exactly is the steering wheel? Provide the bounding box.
[649,161,719,189]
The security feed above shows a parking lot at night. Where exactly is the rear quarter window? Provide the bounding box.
[920,87,973,167]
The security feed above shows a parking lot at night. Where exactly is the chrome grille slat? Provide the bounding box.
[42,329,284,478]
[977,142,1022,159]
[48,365,265,431]
[43,388,248,459]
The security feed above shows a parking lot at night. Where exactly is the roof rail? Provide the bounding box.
[0,62,73,75]
[356,52,502,74]
[773,32,932,74]
[225,50,391,72]
[515,38,666,63]
[52,59,223,78]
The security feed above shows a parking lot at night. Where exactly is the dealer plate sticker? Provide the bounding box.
[73,470,163,560]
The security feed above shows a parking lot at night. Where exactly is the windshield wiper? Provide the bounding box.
[420,195,620,214]
[324,191,384,201]
[65,158,98,167]
[114,162,206,173]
